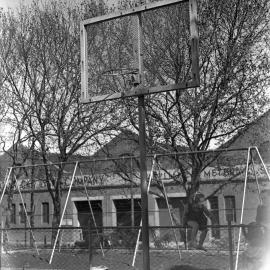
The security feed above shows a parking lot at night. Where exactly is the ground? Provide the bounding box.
[0,249,234,270]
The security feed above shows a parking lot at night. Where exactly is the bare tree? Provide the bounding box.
[123,0,270,198]
[0,0,123,228]
[77,0,270,202]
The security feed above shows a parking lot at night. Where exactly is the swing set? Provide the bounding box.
[0,146,269,269]
[131,146,270,269]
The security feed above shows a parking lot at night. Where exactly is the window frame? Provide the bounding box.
[208,196,220,239]
[19,203,26,224]
[11,203,16,224]
[224,195,236,223]
[42,202,50,224]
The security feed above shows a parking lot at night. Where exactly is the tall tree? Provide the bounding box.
[0,0,122,227]
[123,0,270,198]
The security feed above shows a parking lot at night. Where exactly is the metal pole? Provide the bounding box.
[8,147,251,170]
[132,156,156,267]
[78,165,105,257]
[250,151,262,204]
[131,158,134,228]
[49,161,79,264]
[234,147,250,270]
[138,95,150,270]
[0,215,2,270]
[136,3,150,269]
[14,176,39,255]
[0,168,13,206]
[155,158,182,257]
[254,146,270,182]
[160,178,181,261]
[89,218,93,270]
[228,219,234,270]
[25,216,27,248]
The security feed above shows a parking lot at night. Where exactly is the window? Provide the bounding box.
[114,199,141,226]
[42,202,50,224]
[156,197,186,226]
[208,196,220,239]
[11,204,16,224]
[224,196,236,223]
[75,200,103,233]
[19,203,26,224]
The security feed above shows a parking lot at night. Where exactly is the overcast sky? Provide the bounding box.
[0,0,23,9]
[0,0,116,10]
[0,0,72,9]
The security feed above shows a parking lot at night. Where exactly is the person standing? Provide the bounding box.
[183,192,214,251]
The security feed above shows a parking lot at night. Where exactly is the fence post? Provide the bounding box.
[25,217,27,248]
[228,220,234,270]
[89,218,92,270]
[0,219,2,270]
[185,227,188,250]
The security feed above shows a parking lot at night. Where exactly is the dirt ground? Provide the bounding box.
[0,249,235,270]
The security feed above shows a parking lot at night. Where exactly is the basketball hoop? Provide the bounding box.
[102,68,141,90]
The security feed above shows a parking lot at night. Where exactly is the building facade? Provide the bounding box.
[1,111,270,246]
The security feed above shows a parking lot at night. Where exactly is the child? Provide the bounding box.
[183,192,214,251]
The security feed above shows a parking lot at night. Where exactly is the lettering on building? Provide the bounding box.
[7,163,270,191]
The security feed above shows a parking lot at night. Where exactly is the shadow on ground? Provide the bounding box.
[169,265,220,270]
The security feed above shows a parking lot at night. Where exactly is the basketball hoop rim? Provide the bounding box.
[102,67,139,76]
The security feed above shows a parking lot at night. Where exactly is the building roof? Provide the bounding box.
[217,109,270,164]
[219,109,270,149]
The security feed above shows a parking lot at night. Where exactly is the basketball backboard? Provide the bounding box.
[80,0,199,103]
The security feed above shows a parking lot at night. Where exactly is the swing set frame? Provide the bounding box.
[234,146,270,270]
[0,146,269,267]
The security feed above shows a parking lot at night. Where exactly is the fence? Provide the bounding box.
[1,206,255,242]
[1,147,269,269]
[0,223,267,270]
